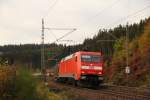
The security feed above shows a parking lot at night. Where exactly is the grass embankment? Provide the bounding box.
[14,68,83,100]
[0,67,83,100]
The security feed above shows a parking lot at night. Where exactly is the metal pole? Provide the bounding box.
[126,23,129,68]
[125,23,130,75]
[41,18,45,73]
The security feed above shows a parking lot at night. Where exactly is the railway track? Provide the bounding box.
[102,85,150,97]
[48,81,150,100]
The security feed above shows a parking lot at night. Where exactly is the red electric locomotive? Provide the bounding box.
[57,51,103,87]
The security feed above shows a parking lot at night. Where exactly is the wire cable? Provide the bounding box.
[107,4,150,28]
[48,30,58,40]
[54,29,77,43]
[75,0,122,44]
[78,0,150,43]
[43,0,59,18]
[88,4,150,40]
[77,0,122,30]
[88,0,122,22]
[43,0,121,45]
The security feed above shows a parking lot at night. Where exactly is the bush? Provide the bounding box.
[14,68,84,100]
[15,69,49,100]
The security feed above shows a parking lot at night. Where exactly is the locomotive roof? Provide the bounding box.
[60,51,102,62]
[78,51,102,55]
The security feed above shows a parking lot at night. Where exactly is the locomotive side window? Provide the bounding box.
[81,55,101,63]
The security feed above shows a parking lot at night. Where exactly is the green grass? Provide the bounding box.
[15,68,49,100]
[14,68,84,100]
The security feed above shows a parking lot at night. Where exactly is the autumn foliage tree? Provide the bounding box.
[105,18,150,87]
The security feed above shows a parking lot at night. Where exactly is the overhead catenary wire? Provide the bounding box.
[41,0,59,67]
[107,4,150,28]
[42,0,150,45]
[87,4,150,40]
[48,30,58,40]
[51,29,77,43]
[43,0,122,45]
[75,0,122,44]
[77,0,122,29]
[41,0,78,46]
[81,3,150,51]
[43,0,59,19]
[78,1,150,44]
[85,0,122,24]
[56,40,82,46]
[45,28,76,30]
[43,26,77,44]
[41,0,78,45]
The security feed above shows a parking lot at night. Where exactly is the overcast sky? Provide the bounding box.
[0,0,150,45]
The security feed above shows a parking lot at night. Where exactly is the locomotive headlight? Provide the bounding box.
[81,66,89,69]
[81,76,86,79]
[94,66,102,70]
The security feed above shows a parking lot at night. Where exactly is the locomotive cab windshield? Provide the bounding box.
[80,53,103,76]
[81,55,102,63]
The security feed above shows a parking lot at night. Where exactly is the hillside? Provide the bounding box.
[105,18,150,87]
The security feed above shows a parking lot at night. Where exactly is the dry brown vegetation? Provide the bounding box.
[105,19,150,87]
[0,66,16,99]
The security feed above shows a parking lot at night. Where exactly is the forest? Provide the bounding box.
[0,17,150,86]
